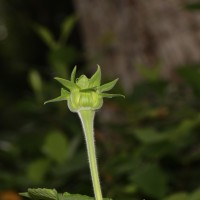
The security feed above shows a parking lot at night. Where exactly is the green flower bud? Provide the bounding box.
[68,89,103,112]
[44,65,124,112]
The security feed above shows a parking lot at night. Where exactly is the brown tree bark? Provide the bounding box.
[73,0,200,92]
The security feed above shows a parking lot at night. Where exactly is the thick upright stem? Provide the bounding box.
[78,110,103,200]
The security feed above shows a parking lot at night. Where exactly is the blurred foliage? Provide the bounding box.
[33,15,78,78]
[20,188,112,200]
[185,3,200,10]
[1,1,200,200]
[97,64,200,200]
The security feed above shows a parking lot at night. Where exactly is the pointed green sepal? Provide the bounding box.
[44,88,69,104]
[54,77,76,91]
[71,66,77,83]
[89,65,101,87]
[98,78,119,92]
[44,96,67,104]
[61,88,70,96]
[101,93,125,98]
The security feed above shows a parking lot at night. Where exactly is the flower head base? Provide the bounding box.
[44,65,124,112]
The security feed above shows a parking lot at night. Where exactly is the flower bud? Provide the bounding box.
[44,65,124,111]
[68,89,103,112]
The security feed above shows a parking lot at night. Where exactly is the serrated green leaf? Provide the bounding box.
[98,78,118,92]
[89,65,101,87]
[71,66,77,83]
[101,93,125,98]
[54,77,76,91]
[20,190,112,200]
[27,188,57,200]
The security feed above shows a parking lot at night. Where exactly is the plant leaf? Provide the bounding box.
[21,188,57,200]
[42,131,68,164]
[60,192,112,200]
[61,193,93,200]
[134,128,168,144]
[132,164,168,199]
[20,193,31,198]
[71,66,77,83]
[185,3,200,10]
[163,192,188,200]
[20,190,112,200]
[34,24,56,49]
[59,15,77,43]
[178,66,200,96]
[190,188,200,200]
[101,93,125,98]
[29,69,43,94]
[26,159,50,183]
[89,65,101,87]
[98,78,118,92]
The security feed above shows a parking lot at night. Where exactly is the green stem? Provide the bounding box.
[78,110,103,200]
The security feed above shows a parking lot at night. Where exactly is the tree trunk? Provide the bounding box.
[73,0,200,92]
